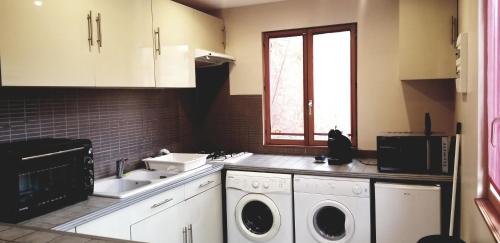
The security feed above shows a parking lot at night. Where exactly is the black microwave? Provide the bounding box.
[0,138,94,223]
[377,133,452,174]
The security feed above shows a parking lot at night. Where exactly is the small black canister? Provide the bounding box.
[327,129,353,165]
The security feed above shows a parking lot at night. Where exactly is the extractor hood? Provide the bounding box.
[195,49,235,68]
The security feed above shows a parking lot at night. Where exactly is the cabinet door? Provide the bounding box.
[91,0,155,87]
[152,0,196,88]
[0,0,95,87]
[190,10,225,53]
[131,202,186,243]
[185,185,223,243]
[76,206,132,240]
[399,0,457,80]
[76,186,184,240]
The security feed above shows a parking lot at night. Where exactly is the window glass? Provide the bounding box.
[269,36,304,141]
[313,31,351,141]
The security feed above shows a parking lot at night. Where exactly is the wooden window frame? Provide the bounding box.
[476,0,500,241]
[262,23,358,147]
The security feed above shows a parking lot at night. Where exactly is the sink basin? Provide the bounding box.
[124,169,177,181]
[92,165,212,199]
[93,179,151,198]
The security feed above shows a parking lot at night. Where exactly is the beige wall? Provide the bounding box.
[221,0,455,150]
[456,0,495,242]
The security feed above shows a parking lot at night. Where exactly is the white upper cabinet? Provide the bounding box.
[91,0,155,87]
[152,0,225,88]
[0,0,224,88]
[0,0,95,87]
[399,0,458,80]
[190,9,225,53]
[152,0,196,88]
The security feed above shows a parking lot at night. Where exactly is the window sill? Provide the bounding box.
[475,198,500,242]
[263,144,328,149]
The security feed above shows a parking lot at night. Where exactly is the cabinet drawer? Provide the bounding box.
[132,185,185,220]
[185,172,221,199]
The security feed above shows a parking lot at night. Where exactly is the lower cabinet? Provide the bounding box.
[185,185,223,243]
[130,185,222,243]
[75,172,222,243]
[131,201,187,243]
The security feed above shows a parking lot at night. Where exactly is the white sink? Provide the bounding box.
[123,169,177,181]
[92,165,211,199]
[93,179,151,198]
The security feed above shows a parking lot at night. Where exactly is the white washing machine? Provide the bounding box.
[294,175,370,243]
[226,171,293,243]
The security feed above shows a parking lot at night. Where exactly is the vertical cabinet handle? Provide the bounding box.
[451,16,458,45]
[96,13,103,49]
[182,227,187,243]
[155,27,161,55]
[87,11,93,51]
[188,224,193,243]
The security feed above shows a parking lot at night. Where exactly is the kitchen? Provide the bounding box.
[0,0,498,243]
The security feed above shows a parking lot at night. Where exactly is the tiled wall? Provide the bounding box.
[0,88,197,178]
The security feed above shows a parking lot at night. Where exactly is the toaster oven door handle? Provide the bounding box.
[22,147,86,161]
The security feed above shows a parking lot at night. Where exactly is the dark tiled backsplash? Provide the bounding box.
[0,65,325,179]
[0,88,197,179]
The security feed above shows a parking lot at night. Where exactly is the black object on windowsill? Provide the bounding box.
[327,129,352,165]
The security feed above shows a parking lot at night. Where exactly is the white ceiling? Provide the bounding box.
[174,0,287,11]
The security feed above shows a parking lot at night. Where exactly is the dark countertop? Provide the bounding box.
[215,154,453,182]
[0,223,139,243]
[17,154,451,240]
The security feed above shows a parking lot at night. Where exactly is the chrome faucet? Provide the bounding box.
[116,158,128,179]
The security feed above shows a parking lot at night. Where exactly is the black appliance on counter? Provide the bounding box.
[377,133,451,174]
[327,129,352,165]
[377,113,452,174]
[0,138,94,223]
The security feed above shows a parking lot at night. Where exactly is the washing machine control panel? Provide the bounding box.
[294,176,370,197]
[227,175,291,193]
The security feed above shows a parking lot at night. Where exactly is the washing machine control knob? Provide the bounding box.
[352,185,363,195]
[263,182,270,189]
[252,181,260,189]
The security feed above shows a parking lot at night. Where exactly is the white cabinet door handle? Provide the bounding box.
[182,227,187,243]
[199,180,214,188]
[150,198,173,209]
[188,224,193,243]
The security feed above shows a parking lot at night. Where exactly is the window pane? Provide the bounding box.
[269,36,304,140]
[313,31,351,141]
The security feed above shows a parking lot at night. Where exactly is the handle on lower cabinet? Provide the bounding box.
[188,224,193,243]
[183,227,187,243]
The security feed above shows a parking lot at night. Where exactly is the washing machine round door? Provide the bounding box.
[235,193,281,242]
[308,200,355,243]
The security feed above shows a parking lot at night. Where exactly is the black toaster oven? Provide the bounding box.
[0,138,94,223]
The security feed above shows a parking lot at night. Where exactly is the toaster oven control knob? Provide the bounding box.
[88,148,93,154]
[85,158,94,165]
[252,181,260,189]
[87,178,94,186]
[352,185,363,195]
